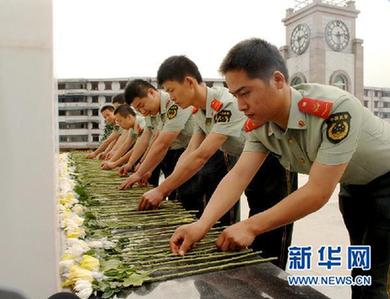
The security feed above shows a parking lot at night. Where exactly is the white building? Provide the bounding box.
[58,77,225,149]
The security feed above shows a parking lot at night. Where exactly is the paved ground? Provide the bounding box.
[240,174,351,299]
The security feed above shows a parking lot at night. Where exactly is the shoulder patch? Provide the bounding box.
[326,112,351,144]
[167,104,178,120]
[192,106,199,114]
[210,98,223,112]
[243,118,261,132]
[298,97,333,119]
[213,110,232,123]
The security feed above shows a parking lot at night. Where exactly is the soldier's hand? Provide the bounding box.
[118,165,131,177]
[170,221,209,256]
[106,152,113,160]
[101,161,116,170]
[86,152,96,159]
[138,188,164,211]
[139,171,152,186]
[216,220,256,252]
[119,173,141,190]
[134,162,141,172]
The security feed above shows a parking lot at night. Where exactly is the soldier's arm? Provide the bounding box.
[169,151,266,255]
[107,131,136,163]
[111,148,134,168]
[174,132,206,169]
[88,130,120,158]
[157,132,228,197]
[135,131,179,177]
[99,135,118,159]
[124,128,153,170]
[216,160,347,251]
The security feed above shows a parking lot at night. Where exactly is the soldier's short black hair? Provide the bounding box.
[100,105,114,113]
[219,38,289,82]
[124,79,157,105]
[112,93,126,105]
[157,55,203,85]
[114,104,136,117]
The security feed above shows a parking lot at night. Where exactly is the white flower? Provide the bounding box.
[59,259,75,274]
[66,239,90,257]
[91,271,105,281]
[87,238,115,249]
[73,204,85,216]
[74,279,93,299]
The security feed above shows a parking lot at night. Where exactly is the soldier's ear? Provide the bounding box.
[271,71,286,89]
[184,76,196,88]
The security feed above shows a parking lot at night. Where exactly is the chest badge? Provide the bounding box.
[326,112,351,144]
[214,110,232,123]
[167,104,178,120]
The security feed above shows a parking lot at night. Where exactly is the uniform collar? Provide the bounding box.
[268,87,307,138]
[205,86,215,118]
[159,91,170,115]
[287,87,307,130]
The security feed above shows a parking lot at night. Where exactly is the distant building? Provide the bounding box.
[363,87,390,121]
[57,77,225,149]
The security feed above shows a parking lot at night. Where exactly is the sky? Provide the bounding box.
[53,0,390,87]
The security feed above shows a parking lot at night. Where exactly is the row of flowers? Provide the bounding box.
[57,153,115,299]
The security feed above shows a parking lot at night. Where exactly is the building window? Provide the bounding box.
[120,81,128,89]
[58,83,66,90]
[290,73,307,86]
[375,91,380,97]
[92,122,99,129]
[92,96,99,103]
[329,71,350,91]
[92,109,99,116]
[363,101,368,107]
[104,81,112,90]
[91,82,99,90]
[105,96,112,103]
[59,110,66,116]
[92,134,100,142]
[364,89,368,96]
[383,91,390,97]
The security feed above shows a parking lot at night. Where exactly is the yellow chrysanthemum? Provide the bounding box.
[68,265,93,284]
[80,255,100,272]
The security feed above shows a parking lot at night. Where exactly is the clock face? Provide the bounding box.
[290,24,310,55]
[325,20,350,51]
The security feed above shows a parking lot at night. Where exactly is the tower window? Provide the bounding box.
[329,71,350,92]
[290,73,307,86]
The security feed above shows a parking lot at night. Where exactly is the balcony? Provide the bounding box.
[58,102,101,109]
[58,116,101,122]
[59,129,103,135]
[59,141,99,149]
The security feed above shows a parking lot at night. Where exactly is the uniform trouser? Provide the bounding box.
[148,148,205,214]
[227,154,297,270]
[198,150,238,226]
[339,171,390,299]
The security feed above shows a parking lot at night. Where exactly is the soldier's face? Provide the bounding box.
[225,70,278,126]
[101,110,116,124]
[163,79,194,109]
[115,114,134,130]
[132,91,159,117]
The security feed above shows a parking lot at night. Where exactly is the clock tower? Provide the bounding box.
[280,0,364,101]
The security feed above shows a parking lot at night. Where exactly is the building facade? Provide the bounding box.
[57,77,225,149]
[57,1,389,150]
[281,0,364,101]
